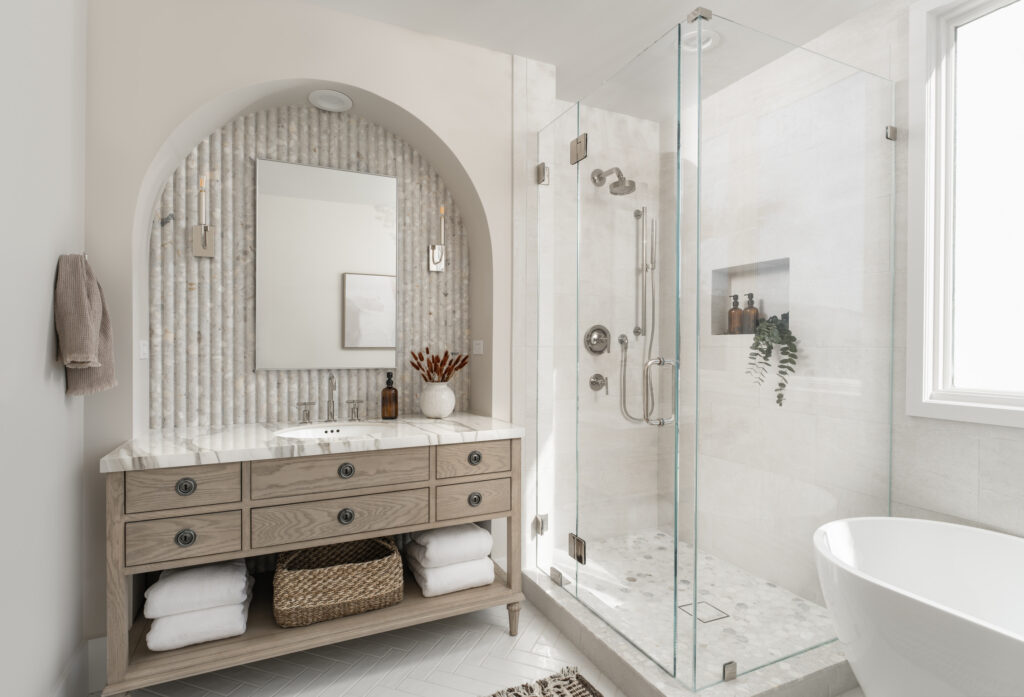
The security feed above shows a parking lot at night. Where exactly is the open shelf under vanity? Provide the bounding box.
[114,566,516,694]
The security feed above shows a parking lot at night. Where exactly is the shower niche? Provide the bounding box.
[710,257,790,336]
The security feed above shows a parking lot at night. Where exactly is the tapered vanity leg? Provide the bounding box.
[507,602,521,636]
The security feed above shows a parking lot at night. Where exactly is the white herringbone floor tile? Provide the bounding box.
[132,599,626,697]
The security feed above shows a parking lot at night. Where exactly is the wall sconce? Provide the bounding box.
[192,175,215,257]
[428,204,445,272]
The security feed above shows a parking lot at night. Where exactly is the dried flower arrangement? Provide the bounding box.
[409,347,469,383]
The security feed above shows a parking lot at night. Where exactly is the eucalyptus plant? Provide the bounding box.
[746,313,798,406]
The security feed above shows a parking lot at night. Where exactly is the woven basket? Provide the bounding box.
[273,537,403,628]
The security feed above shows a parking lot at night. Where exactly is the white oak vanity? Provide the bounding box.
[100,414,523,696]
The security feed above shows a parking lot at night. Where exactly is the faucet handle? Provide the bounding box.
[295,401,316,424]
[345,399,363,421]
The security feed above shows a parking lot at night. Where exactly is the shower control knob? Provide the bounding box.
[589,374,609,395]
[584,325,611,355]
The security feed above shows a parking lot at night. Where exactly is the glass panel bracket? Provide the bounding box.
[536,162,550,185]
[723,661,737,681]
[687,6,713,22]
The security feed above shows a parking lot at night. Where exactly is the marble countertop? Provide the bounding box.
[99,413,525,472]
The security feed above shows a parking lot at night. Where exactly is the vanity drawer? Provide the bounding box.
[125,511,241,567]
[250,447,429,500]
[250,488,429,548]
[435,478,511,521]
[125,463,241,514]
[436,441,511,479]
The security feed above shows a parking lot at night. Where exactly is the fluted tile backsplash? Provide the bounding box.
[149,107,470,428]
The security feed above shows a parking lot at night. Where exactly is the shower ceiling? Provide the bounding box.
[305,0,880,101]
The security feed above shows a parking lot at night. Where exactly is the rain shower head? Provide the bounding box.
[591,167,636,195]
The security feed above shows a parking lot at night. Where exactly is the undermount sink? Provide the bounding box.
[274,423,384,440]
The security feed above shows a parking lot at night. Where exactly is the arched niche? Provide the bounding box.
[129,79,495,429]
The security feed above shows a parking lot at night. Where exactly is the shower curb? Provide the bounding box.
[522,569,858,697]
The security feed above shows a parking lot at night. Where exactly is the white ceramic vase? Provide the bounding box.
[419,382,456,419]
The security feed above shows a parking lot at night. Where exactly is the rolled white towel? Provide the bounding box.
[146,577,254,652]
[144,559,248,619]
[408,523,492,568]
[407,555,494,598]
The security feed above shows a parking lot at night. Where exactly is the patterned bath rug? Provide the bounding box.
[487,666,604,697]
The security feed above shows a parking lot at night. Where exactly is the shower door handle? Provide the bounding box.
[642,357,677,427]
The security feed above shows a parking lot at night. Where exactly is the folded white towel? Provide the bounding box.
[146,577,254,652]
[407,556,494,598]
[408,523,492,568]
[144,559,249,619]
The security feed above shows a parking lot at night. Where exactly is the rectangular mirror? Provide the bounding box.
[255,159,397,370]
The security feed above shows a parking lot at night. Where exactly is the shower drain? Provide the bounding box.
[678,601,729,623]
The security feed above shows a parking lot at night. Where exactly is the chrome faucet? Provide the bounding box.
[327,374,337,421]
[295,401,316,424]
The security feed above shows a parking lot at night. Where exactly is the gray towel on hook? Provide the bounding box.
[54,254,117,395]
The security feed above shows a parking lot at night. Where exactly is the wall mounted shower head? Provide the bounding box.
[591,167,636,195]
[610,178,636,195]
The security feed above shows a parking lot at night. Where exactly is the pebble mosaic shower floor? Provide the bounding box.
[557,530,835,688]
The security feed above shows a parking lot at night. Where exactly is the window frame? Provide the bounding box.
[908,0,1024,427]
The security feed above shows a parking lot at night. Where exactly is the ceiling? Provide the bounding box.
[302,0,880,101]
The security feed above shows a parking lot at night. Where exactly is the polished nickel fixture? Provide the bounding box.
[591,167,636,195]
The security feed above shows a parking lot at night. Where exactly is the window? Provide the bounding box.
[909,0,1024,427]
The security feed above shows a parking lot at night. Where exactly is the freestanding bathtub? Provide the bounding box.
[814,517,1024,697]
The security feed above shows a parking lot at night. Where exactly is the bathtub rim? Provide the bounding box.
[814,515,1024,645]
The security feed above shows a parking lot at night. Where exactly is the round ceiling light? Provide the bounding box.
[308,89,353,112]
[681,28,721,52]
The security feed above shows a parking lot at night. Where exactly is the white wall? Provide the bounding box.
[0,0,87,694]
[84,0,514,640]
[827,0,1024,540]
[689,37,894,602]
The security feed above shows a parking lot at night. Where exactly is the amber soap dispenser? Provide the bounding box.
[741,292,759,334]
[381,371,398,420]
[728,294,743,334]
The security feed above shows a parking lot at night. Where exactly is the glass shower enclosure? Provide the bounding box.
[535,10,894,690]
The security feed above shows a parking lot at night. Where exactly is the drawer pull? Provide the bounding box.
[174,529,197,547]
[467,492,483,507]
[467,450,483,466]
[337,508,356,525]
[175,477,197,496]
[337,463,356,479]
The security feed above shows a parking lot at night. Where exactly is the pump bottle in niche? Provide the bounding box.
[381,371,398,420]
[741,292,759,334]
[728,294,742,334]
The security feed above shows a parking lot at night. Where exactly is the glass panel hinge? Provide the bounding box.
[569,133,588,165]
[568,533,587,564]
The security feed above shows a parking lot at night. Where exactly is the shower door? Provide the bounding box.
[536,25,684,674]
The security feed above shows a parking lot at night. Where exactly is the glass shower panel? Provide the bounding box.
[575,26,681,672]
[535,104,581,590]
[691,15,894,688]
